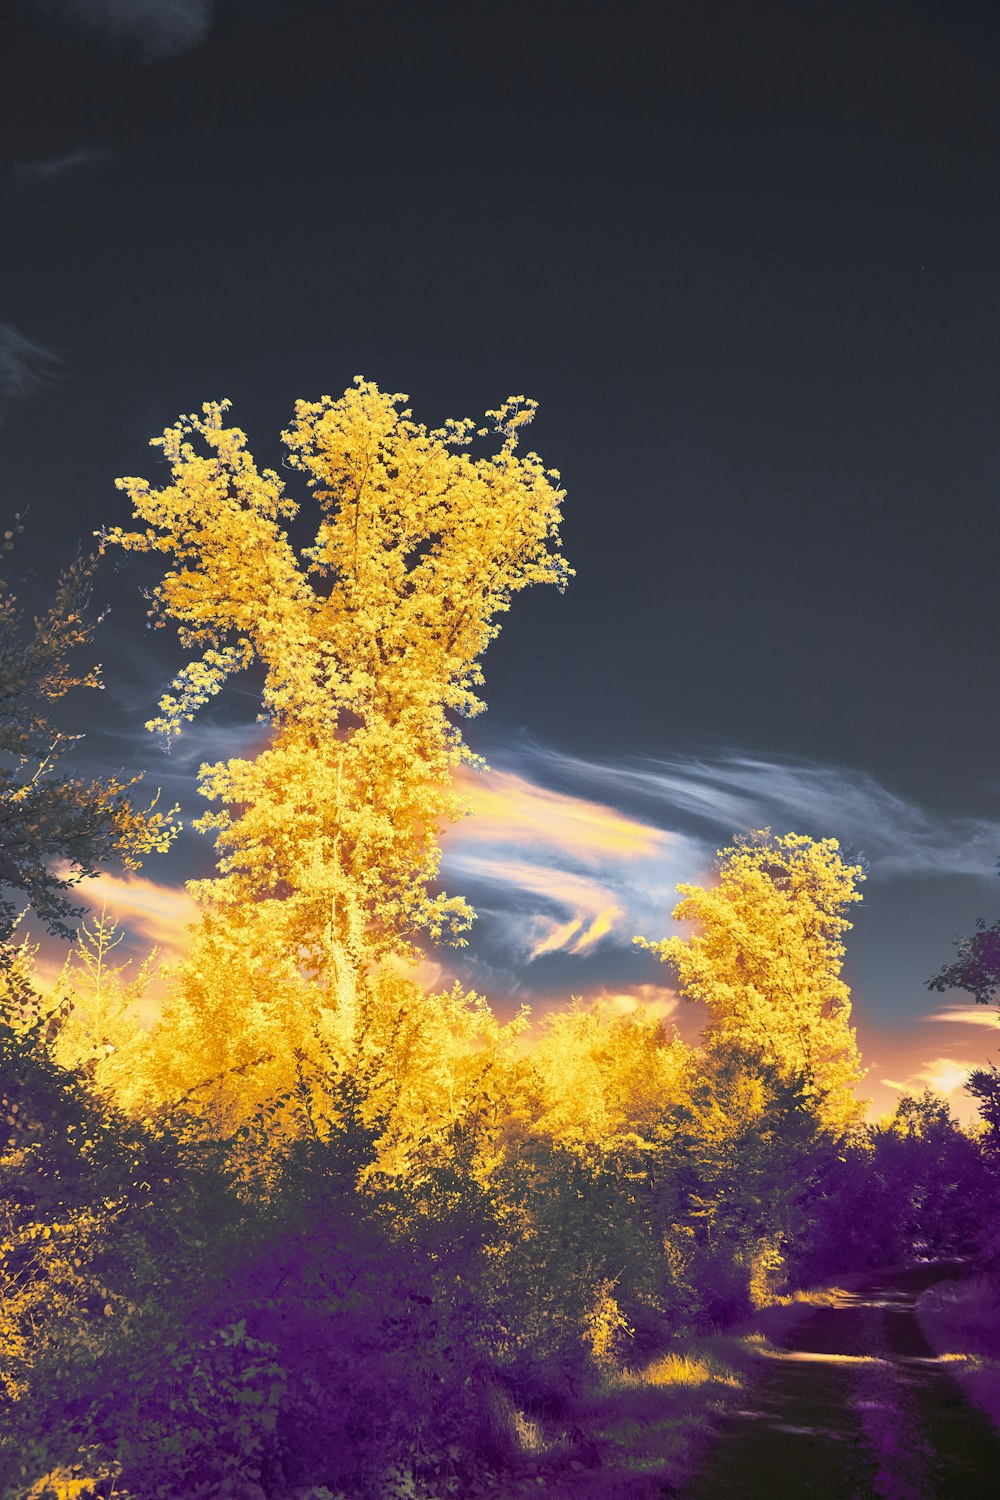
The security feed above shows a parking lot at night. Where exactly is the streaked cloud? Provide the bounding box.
[458,767,666,861]
[0,322,60,422]
[593,984,681,1023]
[445,851,627,961]
[14,148,109,183]
[147,713,274,772]
[443,770,701,965]
[27,0,216,62]
[501,740,1000,879]
[882,1056,982,1102]
[924,1004,1000,1030]
[433,735,1000,1047]
[69,870,198,955]
[97,708,274,782]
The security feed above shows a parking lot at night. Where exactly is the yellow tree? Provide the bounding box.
[107,378,570,1077]
[50,905,160,1112]
[635,830,867,1134]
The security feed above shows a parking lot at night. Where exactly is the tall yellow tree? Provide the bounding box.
[107,378,570,1067]
[635,830,867,1134]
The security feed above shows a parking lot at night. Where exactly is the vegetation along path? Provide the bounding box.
[685,1263,1000,1499]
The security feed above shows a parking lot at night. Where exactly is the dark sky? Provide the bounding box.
[2,0,1000,1117]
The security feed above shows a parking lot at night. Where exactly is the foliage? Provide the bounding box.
[636,829,867,1135]
[966,1063,1000,1153]
[50,906,160,1113]
[3,382,995,1497]
[106,379,571,1045]
[928,910,1000,1007]
[0,533,179,942]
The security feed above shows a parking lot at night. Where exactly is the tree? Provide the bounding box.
[927,911,1000,1007]
[0,527,179,949]
[107,378,570,1055]
[867,1090,989,1258]
[635,829,867,1135]
[964,1063,1000,1152]
[51,904,160,1113]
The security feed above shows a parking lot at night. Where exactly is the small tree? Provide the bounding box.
[0,526,179,949]
[636,829,867,1136]
[966,1063,1000,1152]
[51,904,159,1112]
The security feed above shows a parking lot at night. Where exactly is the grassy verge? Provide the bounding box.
[915,1272,1000,1433]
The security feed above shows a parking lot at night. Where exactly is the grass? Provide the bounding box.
[484,1279,872,1498]
[915,1272,1000,1433]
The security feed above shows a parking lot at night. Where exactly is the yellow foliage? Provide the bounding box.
[107,378,570,1073]
[583,1277,634,1364]
[530,999,693,1151]
[636,829,866,1133]
[50,906,159,1114]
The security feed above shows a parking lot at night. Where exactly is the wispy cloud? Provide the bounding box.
[26,0,216,63]
[14,148,109,183]
[501,741,1000,879]
[94,705,273,778]
[145,714,273,773]
[457,767,666,861]
[67,871,198,956]
[442,766,703,965]
[592,984,681,1023]
[446,854,624,961]
[882,1056,982,1101]
[434,734,1000,1009]
[924,1004,1000,1030]
[0,322,60,422]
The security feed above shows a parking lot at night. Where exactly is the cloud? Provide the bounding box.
[457,767,666,861]
[882,1056,981,1101]
[442,769,700,964]
[593,984,680,1023]
[69,870,197,955]
[434,733,1000,1012]
[506,741,1000,880]
[14,148,109,182]
[95,706,273,784]
[924,1004,1000,1030]
[27,0,216,63]
[446,851,626,960]
[144,713,274,772]
[0,322,60,421]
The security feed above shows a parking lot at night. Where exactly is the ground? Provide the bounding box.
[684,1261,1000,1499]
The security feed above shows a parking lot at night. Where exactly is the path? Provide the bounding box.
[684,1262,1000,1499]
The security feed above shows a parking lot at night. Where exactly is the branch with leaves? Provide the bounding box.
[0,533,179,944]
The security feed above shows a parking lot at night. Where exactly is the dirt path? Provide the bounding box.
[683,1262,1000,1499]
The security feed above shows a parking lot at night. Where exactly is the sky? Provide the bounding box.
[2,0,1000,1122]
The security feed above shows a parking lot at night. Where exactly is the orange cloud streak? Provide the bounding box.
[69,871,198,956]
[452,767,667,861]
[924,1005,1000,1029]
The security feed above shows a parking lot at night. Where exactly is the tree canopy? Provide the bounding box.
[107,378,571,1084]
[636,829,867,1134]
